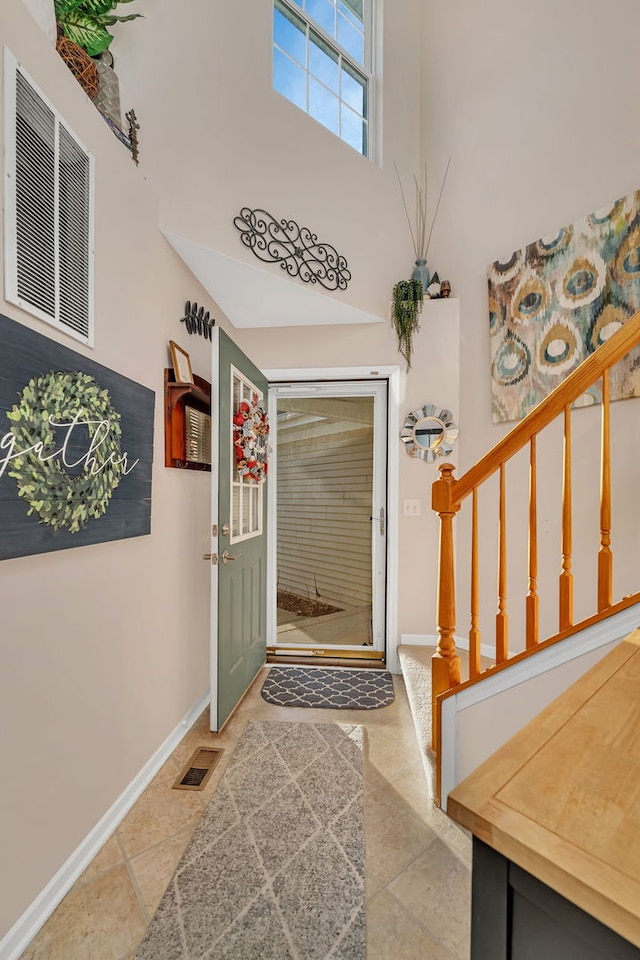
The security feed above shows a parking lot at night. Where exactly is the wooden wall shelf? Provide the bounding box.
[164,368,212,470]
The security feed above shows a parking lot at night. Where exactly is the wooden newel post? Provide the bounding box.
[431,462,461,752]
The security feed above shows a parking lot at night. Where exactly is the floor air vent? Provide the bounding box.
[173,747,224,791]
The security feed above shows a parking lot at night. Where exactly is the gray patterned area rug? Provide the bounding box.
[261,665,395,709]
[134,719,366,960]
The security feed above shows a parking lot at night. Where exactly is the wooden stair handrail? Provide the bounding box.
[452,309,640,505]
[429,307,640,757]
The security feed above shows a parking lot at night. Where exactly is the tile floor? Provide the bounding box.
[20,669,471,960]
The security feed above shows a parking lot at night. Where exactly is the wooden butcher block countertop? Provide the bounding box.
[448,628,640,948]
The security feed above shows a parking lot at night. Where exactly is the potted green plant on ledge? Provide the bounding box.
[54,0,142,56]
[54,0,142,141]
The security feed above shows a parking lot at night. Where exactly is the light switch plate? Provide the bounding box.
[403,499,421,517]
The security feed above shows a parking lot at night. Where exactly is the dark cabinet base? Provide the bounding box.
[471,838,639,960]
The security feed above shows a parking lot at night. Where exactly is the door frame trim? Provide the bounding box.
[209,329,221,729]
[264,365,400,673]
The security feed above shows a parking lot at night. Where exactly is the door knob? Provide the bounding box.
[221,550,242,564]
[221,523,231,537]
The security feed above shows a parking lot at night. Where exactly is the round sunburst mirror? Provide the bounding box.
[400,403,458,462]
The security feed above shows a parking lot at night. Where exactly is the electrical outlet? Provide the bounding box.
[403,498,421,517]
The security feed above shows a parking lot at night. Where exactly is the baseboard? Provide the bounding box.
[399,633,496,660]
[0,690,210,960]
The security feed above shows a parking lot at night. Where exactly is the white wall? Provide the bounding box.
[113,0,463,642]
[421,0,640,653]
[113,0,425,322]
[115,0,640,661]
[0,1,226,940]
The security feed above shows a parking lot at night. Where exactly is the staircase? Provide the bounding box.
[427,309,640,806]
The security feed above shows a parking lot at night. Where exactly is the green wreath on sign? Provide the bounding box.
[5,370,125,533]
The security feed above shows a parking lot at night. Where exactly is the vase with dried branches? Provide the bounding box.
[396,157,451,291]
[391,158,451,368]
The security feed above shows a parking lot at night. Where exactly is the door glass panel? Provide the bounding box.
[275,394,375,648]
[251,485,260,530]
[241,488,251,536]
[232,490,240,538]
[231,368,264,542]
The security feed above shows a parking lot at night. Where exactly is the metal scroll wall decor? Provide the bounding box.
[180,301,216,340]
[233,207,351,291]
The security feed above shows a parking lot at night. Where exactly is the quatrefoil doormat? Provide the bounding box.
[261,666,395,710]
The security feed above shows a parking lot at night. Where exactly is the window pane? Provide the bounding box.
[307,0,335,37]
[341,102,365,153]
[309,77,339,134]
[337,12,364,64]
[341,62,365,114]
[310,30,339,94]
[339,0,363,25]
[273,48,307,110]
[274,0,307,66]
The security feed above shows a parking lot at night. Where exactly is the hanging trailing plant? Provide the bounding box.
[391,278,424,370]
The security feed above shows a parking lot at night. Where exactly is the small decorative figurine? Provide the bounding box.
[440,280,451,298]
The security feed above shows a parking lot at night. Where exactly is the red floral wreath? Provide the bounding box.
[232,394,269,483]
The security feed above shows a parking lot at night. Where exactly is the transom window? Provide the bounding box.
[273,0,371,157]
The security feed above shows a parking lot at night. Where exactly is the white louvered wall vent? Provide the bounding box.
[4,49,95,345]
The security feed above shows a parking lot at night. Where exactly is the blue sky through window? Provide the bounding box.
[273,0,369,156]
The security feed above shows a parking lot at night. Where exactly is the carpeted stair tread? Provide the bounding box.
[398,644,437,800]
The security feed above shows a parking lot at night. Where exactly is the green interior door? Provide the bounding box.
[211,328,268,730]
